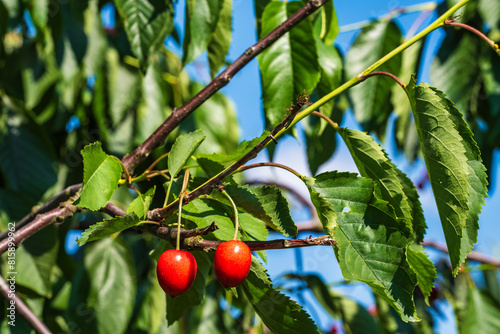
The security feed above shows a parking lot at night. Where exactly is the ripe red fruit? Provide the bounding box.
[214,240,251,288]
[156,249,197,298]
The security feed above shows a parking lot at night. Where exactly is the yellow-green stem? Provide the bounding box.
[176,192,185,250]
[222,190,240,240]
[164,178,174,207]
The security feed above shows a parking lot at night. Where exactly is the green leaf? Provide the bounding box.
[242,257,319,333]
[82,0,107,77]
[127,186,156,219]
[315,37,342,120]
[319,1,339,45]
[239,211,269,263]
[461,287,500,334]
[254,0,272,38]
[193,89,239,155]
[76,213,141,246]
[137,61,171,145]
[115,0,174,64]
[304,171,418,321]
[128,268,166,334]
[74,142,123,210]
[338,128,426,242]
[76,238,136,334]
[478,0,500,29]
[0,119,57,202]
[207,0,232,78]
[15,225,59,298]
[182,198,235,241]
[258,1,320,126]
[406,244,436,306]
[210,184,297,237]
[407,78,487,275]
[182,0,222,65]
[345,20,402,138]
[286,273,380,334]
[166,252,211,325]
[303,37,342,175]
[168,129,205,178]
[430,27,481,112]
[27,0,48,30]
[391,39,424,162]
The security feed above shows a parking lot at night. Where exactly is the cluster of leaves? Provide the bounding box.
[0,0,499,333]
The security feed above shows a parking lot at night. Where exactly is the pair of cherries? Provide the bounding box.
[156,240,251,298]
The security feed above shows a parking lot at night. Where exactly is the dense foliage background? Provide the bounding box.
[1,0,500,333]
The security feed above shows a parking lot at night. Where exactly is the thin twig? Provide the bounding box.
[358,71,406,89]
[0,203,79,255]
[0,184,82,241]
[444,19,499,54]
[121,0,329,172]
[0,276,51,334]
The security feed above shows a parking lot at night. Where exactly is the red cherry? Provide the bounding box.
[214,240,251,288]
[156,249,197,298]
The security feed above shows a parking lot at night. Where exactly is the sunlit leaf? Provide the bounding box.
[182,0,221,65]
[258,1,320,126]
[207,0,232,78]
[304,171,418,321]
[74,142,123,210]
[407,77,487,275]
[115,0,174,64]
[168,129,205,178]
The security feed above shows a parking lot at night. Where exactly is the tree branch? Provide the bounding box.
[0,202,80,255]
[0,184,81,241]
[3,0,328,261]
[121,0,329,173]
[0,275,51,334]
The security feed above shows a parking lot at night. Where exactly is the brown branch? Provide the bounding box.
[141,226,334,252]
[0,202,80,255]
[136,221,219,242]
[5,0,329,259]
[0,184,82,241]
[0,275,51,334]
[147,101,306,221]
[121,0,329,173]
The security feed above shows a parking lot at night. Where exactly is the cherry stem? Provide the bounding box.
[176,170,190,250]
[164,177,174,208]
[221,189,240,240]
[176,193,185,251]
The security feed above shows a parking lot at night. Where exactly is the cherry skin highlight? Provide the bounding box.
[214,240,251,288]
[156,249,197,298]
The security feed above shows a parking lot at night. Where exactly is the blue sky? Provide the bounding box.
[98,0,500,332]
